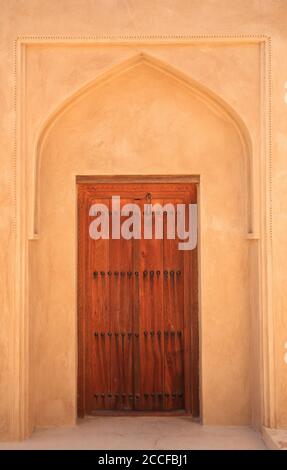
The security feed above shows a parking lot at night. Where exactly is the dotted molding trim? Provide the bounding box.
[12,38,17,235]
[18,34,269,40]
[267,37,273,241]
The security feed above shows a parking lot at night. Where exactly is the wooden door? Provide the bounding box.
[78,182,199,416]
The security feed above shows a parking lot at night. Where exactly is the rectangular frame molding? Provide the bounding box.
[12,34,274,439]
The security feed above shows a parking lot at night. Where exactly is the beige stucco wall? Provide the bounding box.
[32,60,250,426]
[0,0,286,439]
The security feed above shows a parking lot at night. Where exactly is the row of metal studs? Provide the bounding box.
[94,392,183,399]
[94,331,182,337]
[93,270,181,277]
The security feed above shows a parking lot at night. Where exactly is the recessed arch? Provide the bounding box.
[32,52,254,238]
[28,46,259,429]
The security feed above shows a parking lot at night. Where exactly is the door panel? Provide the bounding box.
[163,198,185,411]
[136,198,164,411]
[88,197,110,411]
[78,182,198,415]
[109,198,134,410]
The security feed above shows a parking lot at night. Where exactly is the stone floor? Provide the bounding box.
[262,426,287,450]
[0,417,266,450]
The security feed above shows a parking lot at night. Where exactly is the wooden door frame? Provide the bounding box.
[77,175,200,418]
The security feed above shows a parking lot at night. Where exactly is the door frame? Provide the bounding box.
[76,175,201,418]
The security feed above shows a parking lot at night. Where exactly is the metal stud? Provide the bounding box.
[150,331,154,336]
[94,332,98,337]
[101,393,105,398]
[93,271,98,277]
[176,270,181,276]
[144,331,148,336]
[107,271,112,276]
[100,271,105,276]
[156,270,161,276]
[135,271,139,276]
[101,332,105,337]
[135,394,140,400]
[108,393,112,398]
[120,272,125,276]
[129,394,133,400]
[143,270,148,277]
[144,393,149,399]
[107,332,112,337]
[114,271,119,276]
[135,333,139,337]
[170,270,175,276]
[164,270,168,277]
[150,270,154,277]
[127,271,132,277]
[157,330,161,336]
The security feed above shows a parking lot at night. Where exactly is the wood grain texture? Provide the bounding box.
[78,182,198,415]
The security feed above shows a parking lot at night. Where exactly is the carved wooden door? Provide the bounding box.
[78,182,198,416]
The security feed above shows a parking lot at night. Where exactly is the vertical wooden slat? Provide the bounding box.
[183,195,192,413]
[133,223,141,411]
[110,198,134,410]
[87,195,110,411]
[108,201,121,410]
[163,198,185,411]
[136,198,164,411]
[77,187,87,417]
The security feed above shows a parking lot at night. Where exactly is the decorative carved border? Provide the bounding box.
[11,35,274,439]
[16,34,270,43]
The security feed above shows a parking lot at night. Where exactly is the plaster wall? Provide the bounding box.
[32,60,250,426]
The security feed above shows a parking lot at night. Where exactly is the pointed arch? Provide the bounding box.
[32,52,254,237]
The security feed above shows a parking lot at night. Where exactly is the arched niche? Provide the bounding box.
[32,53,254,238]
[29,53,256,427]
